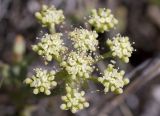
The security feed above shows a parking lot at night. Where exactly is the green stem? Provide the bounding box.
[96,51,112,62]
[88,76,99,83]
[49,24,56,34]
[54,55,62,64]
[102,51,112,59]
[55,69,68,81]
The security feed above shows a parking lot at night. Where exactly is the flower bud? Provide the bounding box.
[24,68,57,95]
[107,34,134,63]
[88,8,118,33]
[98,64,129,94]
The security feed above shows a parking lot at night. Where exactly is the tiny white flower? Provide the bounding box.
[24,68,57,95]
[88,8,118,33]
[35,5,65,28]
[107,34,134,63]
[61,52,94,80]
[98,64,129,94]
[32,33,67,62]
[69,28,98,52]
[60,85,89,113]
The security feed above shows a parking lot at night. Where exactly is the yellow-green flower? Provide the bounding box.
[32,33,67,62]
[24,68,57,95]
[61,52,94,80]
[107,34,134,63]
[35,5,65,29]
[88,8,118,33]
[60,85,89,113]
[98,64,129,94]
[69,28,98,52]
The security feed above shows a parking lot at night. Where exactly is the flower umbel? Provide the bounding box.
[69,28,98,52]
[32,33,67,62]
[60,85,89,113]
[88,8,118,33]
[61,52,94,80]
[24,68,57,95]
[107,34,134,63]
[24,4,136,113]
[35,5,65,29]
[98,64,129,94]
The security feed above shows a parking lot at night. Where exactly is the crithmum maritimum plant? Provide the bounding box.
[24,5,134,113]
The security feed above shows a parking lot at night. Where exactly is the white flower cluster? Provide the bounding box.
[35,5,65,28]
[107,34,134,63]
[32,33,67,62]
[98,64,129,94]
[60,85,89,113]
[24,68,57,95]
[88,8,118,33]
[61,52,94,80]
[69,28,98,52]
[24,4,135,113]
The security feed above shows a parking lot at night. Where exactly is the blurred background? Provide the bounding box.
[0,0,160,116]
